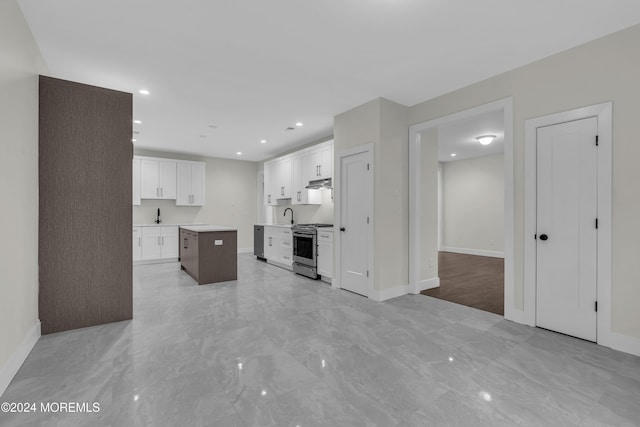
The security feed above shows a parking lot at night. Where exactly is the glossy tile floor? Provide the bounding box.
[2,255,640,427]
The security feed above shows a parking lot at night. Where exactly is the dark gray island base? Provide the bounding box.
[179,225,238,285]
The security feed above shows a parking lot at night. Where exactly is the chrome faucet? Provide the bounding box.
[284,208,294,225]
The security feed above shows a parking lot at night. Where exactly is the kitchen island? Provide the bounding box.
[179,225,237,285]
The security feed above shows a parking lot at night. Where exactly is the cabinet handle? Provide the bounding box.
[156,187,159,197]
[138,237,141,247]
[281,186,284,196]
[268,195,271,203]
[161,188,163,197]
[297,191,301,201]
[162,236,164,246]
[316,165,319,176]
[184,238,188,249]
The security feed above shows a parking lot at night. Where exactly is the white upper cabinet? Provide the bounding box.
[263,141,332,206]
[176,161,206,206]
[308,140,333,180]
[275,157,292,200]
[292,152,320,205]
[264,157,292,205]
[264,162,275,206]
[133,158,141,205]
[140,158,177,200]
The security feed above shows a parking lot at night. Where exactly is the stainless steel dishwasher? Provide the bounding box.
[253,225,265,260]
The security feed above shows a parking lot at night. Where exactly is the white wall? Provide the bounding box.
[0,0,46,395]
[441,153,504,255]
[133,149,258,251]
[334,98,410,293]
[409,23,640,340]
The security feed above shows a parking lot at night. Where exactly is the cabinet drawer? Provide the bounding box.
[317,231,334,242]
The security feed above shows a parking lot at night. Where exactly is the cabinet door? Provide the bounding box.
[318,144,333,179]
[264,162,275,206]
[159,161,177,199]
[264,227,277,260]
[140,159,160,199]
[277,158,292,199]
[291,154,307,205]
[161,226,179,258]
[176,162,192,206]
[132,227,142,261]
[190,163,205,206]
[133,159,141,205]
[141,227,162,260]
[317,231,333,278]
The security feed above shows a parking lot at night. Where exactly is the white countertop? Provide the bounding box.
[134,223,205,227]
[180,225,237,232]
[255,224,293,228]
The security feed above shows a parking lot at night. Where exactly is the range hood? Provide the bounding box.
[305,178,332,190]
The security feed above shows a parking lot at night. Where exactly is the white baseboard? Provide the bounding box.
[370,284,409,302]
[441,246,504,259]
[504,307,530,325]
[134,257,179,265]
[407,277,440,294]
[607,332,640,358]
[0,321,40,398]
[238,248,253,254]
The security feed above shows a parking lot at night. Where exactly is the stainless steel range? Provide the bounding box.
[292,223,333,279]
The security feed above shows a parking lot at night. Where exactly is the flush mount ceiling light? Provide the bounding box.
[295,122,303,127]
[131,138,137,142]
[260,139,267,144]
[476,135,496,145]
[138,89,150,95]
[133,120,142,124]
[451,153,457,157]
[236,151,242,156]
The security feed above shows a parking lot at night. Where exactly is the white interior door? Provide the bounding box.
[339,151,371,296]
[536,117,598,341]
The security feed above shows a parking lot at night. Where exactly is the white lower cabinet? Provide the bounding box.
[317,229,333,280]
[140,226,179,260]
[133,227,142,261]
[263,226,293,269]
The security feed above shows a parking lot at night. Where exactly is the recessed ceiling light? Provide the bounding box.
[138,89,150,95]
[476,135,496,145]
[296,122,303,127]
[236,151,242,155]
[131,138,137,142]
[451,153,457,157]
[260,139,267,144]
[133,120,142,124]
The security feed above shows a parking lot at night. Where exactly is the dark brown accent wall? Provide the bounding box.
[39,76,133,335]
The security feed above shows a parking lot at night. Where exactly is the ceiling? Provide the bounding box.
[437,110,504,163]
[17,0,640,162]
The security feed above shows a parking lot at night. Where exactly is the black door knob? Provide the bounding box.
[340,227,346,232]
[539,234,548,241]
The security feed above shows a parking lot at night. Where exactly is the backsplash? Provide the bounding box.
[133,199,202,224]
[272,190,334,225]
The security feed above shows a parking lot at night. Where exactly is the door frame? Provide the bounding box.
[524,102,612,346]
[333,143,374,297]
[408,97,515,318]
